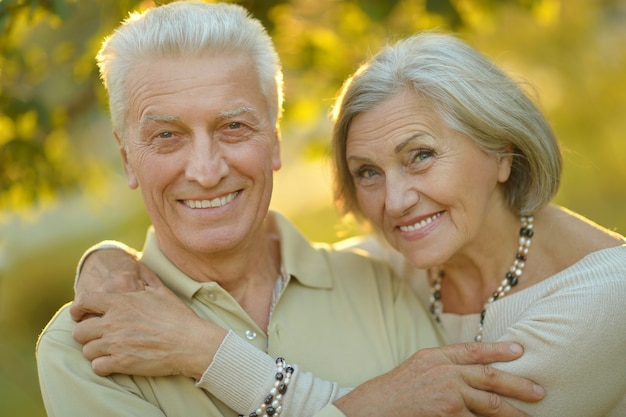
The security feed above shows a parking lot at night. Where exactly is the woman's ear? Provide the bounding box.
[497,146,515,183]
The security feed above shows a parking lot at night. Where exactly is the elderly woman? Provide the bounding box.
[69,30,625,416]
[330,32,626,416]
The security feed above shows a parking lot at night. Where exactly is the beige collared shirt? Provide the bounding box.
[37,212,442,417]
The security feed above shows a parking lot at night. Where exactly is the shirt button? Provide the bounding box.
[206,291,217,301]
[245,330,257,340]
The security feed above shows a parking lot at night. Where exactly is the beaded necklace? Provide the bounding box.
[429,215,534,342]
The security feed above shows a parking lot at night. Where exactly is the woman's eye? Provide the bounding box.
[356,167,378,179]
[413,149,434,162]
[364,168,377,178]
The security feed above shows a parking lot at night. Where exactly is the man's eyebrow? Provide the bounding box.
[139,114,180,129]
[138,107,257,129]
[216,106,256,121]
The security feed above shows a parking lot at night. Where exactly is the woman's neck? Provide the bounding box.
[435,211,525,314]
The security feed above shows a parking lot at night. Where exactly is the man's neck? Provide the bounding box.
[160,214,282,329]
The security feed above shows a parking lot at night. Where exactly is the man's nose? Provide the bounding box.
[184,138,229,187]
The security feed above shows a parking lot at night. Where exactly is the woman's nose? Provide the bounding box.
[385,173,420,217]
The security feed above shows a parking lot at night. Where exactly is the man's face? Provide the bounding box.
[118,53,281,260]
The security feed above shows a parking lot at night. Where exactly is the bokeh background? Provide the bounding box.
[1,0,625,414]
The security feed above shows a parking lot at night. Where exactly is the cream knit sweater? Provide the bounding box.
[206,242,626,417]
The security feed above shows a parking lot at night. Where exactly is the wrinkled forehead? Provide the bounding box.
[346,90,443,144]
[123,54,270,121]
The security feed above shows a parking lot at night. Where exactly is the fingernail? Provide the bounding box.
[534,384,545,397]
[509,343,523,354]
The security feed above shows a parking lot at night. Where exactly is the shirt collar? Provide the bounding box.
[139,210,333,302]
[271,211,333,289]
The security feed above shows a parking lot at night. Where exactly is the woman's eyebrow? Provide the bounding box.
[394,132,427,154]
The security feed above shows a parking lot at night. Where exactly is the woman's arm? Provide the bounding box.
[71,243,351,416]
[491,262,626,416]
[355,235,626,416]
[72,242,544,417]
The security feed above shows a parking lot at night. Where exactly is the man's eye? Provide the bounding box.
[157,131,173,139]
[227,122,243,129]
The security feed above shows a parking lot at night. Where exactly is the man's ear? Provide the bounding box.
[271,128,282,171]
[114,131,139,189]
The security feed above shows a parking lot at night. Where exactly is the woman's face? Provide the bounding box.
[345,89,512,268]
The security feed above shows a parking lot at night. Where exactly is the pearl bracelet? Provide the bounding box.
[239,357,294,417]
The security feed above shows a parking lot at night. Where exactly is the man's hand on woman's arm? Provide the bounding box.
[335,341,545,417]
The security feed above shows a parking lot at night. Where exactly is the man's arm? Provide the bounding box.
[72,244,544,417]
[335,342,543,417]
[37,306,169,417]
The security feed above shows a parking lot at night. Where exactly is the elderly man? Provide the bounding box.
[37,2,543,417]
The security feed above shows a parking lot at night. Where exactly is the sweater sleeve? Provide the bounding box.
[491,261,626,416]
[197,330,351,416]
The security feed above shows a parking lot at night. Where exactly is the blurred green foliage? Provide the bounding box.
[1,0,625,415]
